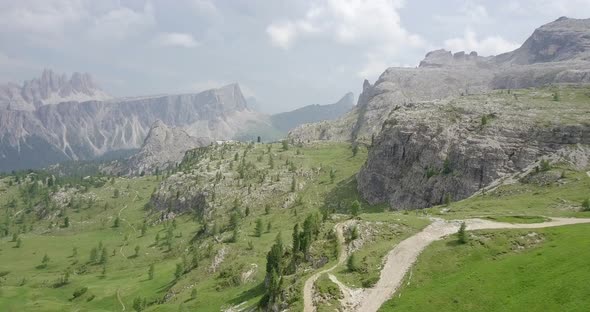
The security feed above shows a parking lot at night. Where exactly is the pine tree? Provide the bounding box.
[174,262,184,279]
[64,216,69,228]
[15,237,22,248]
[352,144,359,157]
[148,263,155,280]
[255,219,264,237]
[141,221,147,237]
[267,221,272,233]
[458,222,468,244]
[583,198,590,211]
[99,247,108,264]
[265,204,271,215]
[347,253,358,272]
[90,247,98,263]
[350,200,361,217]
[41,253,50,268]
[134,245,140,257]
[291,176,297,192]
[292,223,300,258]
[329,168,336,184]
[113,216,120,228]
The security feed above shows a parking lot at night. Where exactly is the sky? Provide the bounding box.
[1,0,590,113]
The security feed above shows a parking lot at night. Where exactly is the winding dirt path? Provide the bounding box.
[303,221,352,312]
[353,217,590,312]
[117,288,126,311]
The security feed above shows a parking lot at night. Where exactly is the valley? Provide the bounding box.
[0,12,589,312]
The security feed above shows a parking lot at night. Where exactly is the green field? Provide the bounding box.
[380,224,590,312]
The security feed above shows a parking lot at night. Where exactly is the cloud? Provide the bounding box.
[87,2,155,41]
[444,30,520,56]
[153,32,199,48]
[0,0,86,37]
[266,0,425,79]
[435,2,492,25]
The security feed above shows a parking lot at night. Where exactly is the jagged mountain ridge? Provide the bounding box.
[102,120,211,176]
[289,17,590,143]
[0,69,111,111]
[270,92,354,132]
[0,83,267,171]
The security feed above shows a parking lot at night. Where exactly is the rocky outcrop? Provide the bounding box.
[0,83,268,171]
[0,69,111,111]
[289,17,590,144]
[357,89,590,209]
[102,120,211,175]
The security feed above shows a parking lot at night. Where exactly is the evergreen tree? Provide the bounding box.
[41,253,50,268]
[15,237,22,248]
[352,144,359,157]
[141,221,147,237]
[255,219,264,237]
[291,176,297,192]
[134,245,140,257]
[350,200,361,217]
[267,221,272,233]
[148,263,155,280]
[347,253,358,272]
[329,168,336,184]
[458,222,468,244]
[99,247,108,264]
[292,224,300,258]
[89,247,98,263]
[583,198,590,211]
[174,262,184,279]
[113,216,120,228]
[64,216,69,228]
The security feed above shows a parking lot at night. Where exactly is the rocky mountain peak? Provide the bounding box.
[0,69,111,111]
[419,49,487,68]
[495,17,590,64]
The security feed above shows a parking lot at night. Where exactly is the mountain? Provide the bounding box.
[0,69,111,111]
[288,17,590,210]
[102,120,211,176]
[289,17,590,144]
[270,92,354,133]
[0,82,269,172]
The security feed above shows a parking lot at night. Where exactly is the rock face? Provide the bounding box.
[102,120,211,175]
[0,69,111,111]
[357,88,590,210]
[0,83,268,171]
[289,17,590,144]
[270,92,355,132]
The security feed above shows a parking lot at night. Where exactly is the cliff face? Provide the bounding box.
[0,84,266,171]
[289,17,590,144]
[102,120,211,176]
[357,88,590,209]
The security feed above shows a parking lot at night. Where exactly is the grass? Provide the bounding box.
[380,224,590,312]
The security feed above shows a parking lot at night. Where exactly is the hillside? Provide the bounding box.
[270,93,354,133]
[289,17,590,143]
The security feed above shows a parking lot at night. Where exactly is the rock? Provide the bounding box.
[0,69,111,111]
[288,17,590,144]
[357,92,590,209]
[0,83,268,171]
[102,120,211,175]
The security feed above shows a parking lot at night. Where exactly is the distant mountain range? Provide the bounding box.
[270,92,354,132]
[0,70,354,172]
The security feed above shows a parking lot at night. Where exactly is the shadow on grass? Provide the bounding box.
[227,282,265,306]
[323,174,387,214]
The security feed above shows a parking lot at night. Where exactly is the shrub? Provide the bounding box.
[71,287,88,300]
[582,198,590,211]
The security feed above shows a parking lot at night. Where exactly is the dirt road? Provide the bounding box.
[303,221,352,312]
[355,217,590,312]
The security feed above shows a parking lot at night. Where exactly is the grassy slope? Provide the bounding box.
[0,142,385,311]
[380,224,590,312]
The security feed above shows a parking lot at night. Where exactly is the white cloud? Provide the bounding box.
[153,32,199,48]
[435,2,491,25]
[266,0,425,79]
[87,2,155,41]
[444,30,520,56]
[0,0,86,37]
